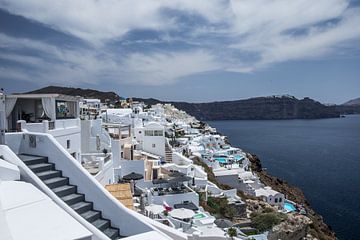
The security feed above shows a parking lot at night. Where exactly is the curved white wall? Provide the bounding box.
[4,133,173,239]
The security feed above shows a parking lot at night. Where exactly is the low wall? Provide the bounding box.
[5,133,169,238]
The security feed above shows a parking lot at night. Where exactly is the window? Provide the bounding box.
[145,130,154,136]
[56,100,76,119]
[154,130,163,136]
[67,140,70,149]
[152,144,156,148]
[279,198,282,202]
[275,198,278,203]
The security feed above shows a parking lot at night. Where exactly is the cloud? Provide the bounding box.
[0,0,360,85]
[120,50,220,85]
[0,0,228,45]
[0,34,220,86]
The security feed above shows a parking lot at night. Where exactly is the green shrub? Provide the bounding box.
[250,212,287,232]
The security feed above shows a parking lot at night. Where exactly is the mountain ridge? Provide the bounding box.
[26,86,347,120]
[342,97,360,106]
[26,85,122,103]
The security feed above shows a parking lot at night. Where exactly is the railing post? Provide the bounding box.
[43,120,49,133]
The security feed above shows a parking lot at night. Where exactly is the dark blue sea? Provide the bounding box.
[208,114,360,240]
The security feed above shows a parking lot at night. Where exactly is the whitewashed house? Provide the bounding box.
[134,122,166,159]
[5,93,82,160]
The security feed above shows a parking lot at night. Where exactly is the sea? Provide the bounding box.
[207,114,360,240]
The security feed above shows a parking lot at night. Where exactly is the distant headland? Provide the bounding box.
[26,86,360,120]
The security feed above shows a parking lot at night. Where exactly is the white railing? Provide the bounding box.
[18,119,80,133]
[55,118,80,129]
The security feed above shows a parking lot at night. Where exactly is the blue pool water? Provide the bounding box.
[234,155,244,161]
[284,201,296,212]
[214,157,227,163]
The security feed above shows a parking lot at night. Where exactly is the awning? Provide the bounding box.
[145,204,164,215]
[214,219,233,228]
[122,172,143,181]
[169,175,192,183]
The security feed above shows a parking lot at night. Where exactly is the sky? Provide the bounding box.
[0,0,359,104]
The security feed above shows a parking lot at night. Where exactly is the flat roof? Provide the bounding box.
[255,187,281,197]
[0,181,92,240]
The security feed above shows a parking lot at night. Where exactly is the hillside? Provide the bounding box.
[26,86,122,103]
[136,96,340,120]
[342,97,360,106]
[334,97,360,115]
[26,86,341,120]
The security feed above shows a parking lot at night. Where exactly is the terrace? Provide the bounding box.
[5,94,81,132]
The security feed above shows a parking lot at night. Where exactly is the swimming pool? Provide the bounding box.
[214,157,227,163]
[193,213,206,219]
[234,155,244,161]
[284,201,297,212]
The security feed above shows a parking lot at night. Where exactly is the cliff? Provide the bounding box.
[135,95,341,120]
[247,153,336,240]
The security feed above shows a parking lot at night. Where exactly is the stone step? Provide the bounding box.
[52,185,77,197]
[92,218,110,231]
[71,201,93,214]
[44,176,69,189]
[81,210,101,222]
[61,193,85,205]
[18,154,48,165]
[36,170,62,180]
[28,163,54,173]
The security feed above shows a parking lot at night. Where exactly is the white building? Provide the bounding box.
[5,94,82,160]
[134,122,166,159]
[255,187,285,208]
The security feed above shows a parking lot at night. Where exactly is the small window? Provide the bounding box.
[67,140,70,149]
[275,198,278,203]
[279,198,282,202]
[152,144,156,148]
[139,131,142,134]
[154,130,163,136]
[145,130,154,136]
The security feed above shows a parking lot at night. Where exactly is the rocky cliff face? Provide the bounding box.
[171,96,340,120]
[247,153,336,240]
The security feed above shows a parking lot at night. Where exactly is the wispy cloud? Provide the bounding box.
[0,0,360,86]
[0,34,219,85]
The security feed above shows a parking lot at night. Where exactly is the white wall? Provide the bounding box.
[94,160,114,185]
[172,152,193,165]
[118,159,145,178]
[148,190,199,207]
[5,132,169,238]
[135,122,165,158]
[19,118,82,161]
[0,159,20,181]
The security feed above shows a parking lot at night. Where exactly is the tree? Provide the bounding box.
[227,227,237,239]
